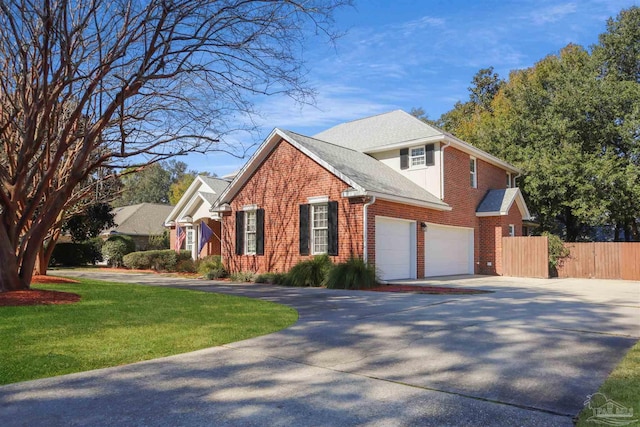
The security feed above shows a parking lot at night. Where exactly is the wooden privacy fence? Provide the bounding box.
[502,236,549,278]
[502,237,640,280]
[557,242,640,280]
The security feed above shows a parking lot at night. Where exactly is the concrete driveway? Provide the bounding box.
[1,272,638,426]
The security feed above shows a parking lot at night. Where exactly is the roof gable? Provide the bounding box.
[314,110,521,174]
[215,128,450,211]
[164,175,229,224]
[476,188,532,220]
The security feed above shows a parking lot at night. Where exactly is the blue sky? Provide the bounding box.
[188,0,639,177]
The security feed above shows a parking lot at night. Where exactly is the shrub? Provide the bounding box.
[148,231,170,250]
[197,255,228,279]
[50,242,100,266]
[204,269,227,280]
[543,232,570,275]
[326,257,378,290]
[102,240,130,267]
[230,271,255,282]
[175,258,196,273]
[254,272,288,285]
[122,250,192,271]
[105,234,136,253]
[286,254,332,287]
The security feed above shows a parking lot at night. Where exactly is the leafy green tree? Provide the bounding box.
[63,203,116,243]
[168,173,197,205]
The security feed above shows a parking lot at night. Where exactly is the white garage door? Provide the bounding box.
[375,217,416,281]
[425,224,474,277]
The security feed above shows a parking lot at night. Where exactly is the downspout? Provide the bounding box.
[440,139,451,200]
[362,195,376,263]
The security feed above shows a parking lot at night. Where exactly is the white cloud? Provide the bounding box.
[530,3,578,25]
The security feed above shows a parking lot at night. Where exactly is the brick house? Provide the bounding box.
[165,175,230,259]
[212,110,532,280]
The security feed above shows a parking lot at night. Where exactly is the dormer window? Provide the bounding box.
[401,144,435,170]
[411,147,425,167]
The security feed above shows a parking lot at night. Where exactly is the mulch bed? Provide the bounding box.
[0,275,81,307]
[369,285,491,295]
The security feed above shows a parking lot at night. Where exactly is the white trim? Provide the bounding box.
[244,209,257,255]
[506,172,512,188]
[342,189,451,211]
[242,204,258,211]
[307,195,329,204]
[424,222,475,231]
[470,156,477,189]
[508,224,515,237]
[475,189,533,220]
[311,203,329,255]
[165,176,217,225]
[362,132,522,174]
[409,145,426,168]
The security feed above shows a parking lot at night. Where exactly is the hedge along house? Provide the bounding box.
[212,110,533,280]
[164,175,230,260]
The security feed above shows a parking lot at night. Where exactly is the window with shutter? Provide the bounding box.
[425,144,435,165]
[400,148,409,170]
[299,204,310,255]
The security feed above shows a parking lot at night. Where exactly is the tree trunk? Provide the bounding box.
[0,227,27,292]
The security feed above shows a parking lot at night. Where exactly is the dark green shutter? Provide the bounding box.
[426,144,435,165]
[235,211,244,255]
[400,148,409,169]
[256,208,265,256]
[328,201,338,256]
[299,204,310,255]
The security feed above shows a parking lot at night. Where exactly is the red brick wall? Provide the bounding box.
[222,139,364,274]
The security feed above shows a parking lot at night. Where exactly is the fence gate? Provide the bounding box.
[502,236,549,278]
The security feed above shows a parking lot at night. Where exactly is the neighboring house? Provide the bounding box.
[103,203,174,250]
[212,110,533,280]
[164,175,230,260]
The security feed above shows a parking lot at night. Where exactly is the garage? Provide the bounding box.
[424,224,474,277]
[375,217,416,281]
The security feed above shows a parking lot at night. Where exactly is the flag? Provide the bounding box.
[175,225,186,253]
[199,222,214,253]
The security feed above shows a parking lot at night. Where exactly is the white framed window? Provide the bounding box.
[508,224,515,237]
[245,210,257,254]
[470,157,477,188]
[186,228,195,251]
[311,204,328,255]
[506,172,512,188]
[410,146,425,167]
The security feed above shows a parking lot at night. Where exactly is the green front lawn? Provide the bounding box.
[0,279,297,385]
[575,340,640,426]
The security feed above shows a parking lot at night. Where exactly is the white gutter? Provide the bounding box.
[362,196,376,263]
[440,140,451,200]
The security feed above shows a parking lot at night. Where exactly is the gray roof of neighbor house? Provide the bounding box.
[280,130,450,209]
[314,110,443,152]
[104,203,174,236]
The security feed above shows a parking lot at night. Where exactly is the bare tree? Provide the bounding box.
[0,0,350,291]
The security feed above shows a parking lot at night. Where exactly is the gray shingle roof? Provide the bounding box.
[281,130,449,209]
[313,110,443,152]
[105,203,174,236]
[200,176,230,195]
[476,188,520,214]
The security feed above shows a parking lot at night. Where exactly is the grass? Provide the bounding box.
[575,340,640,426]
[0,278,297,385]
